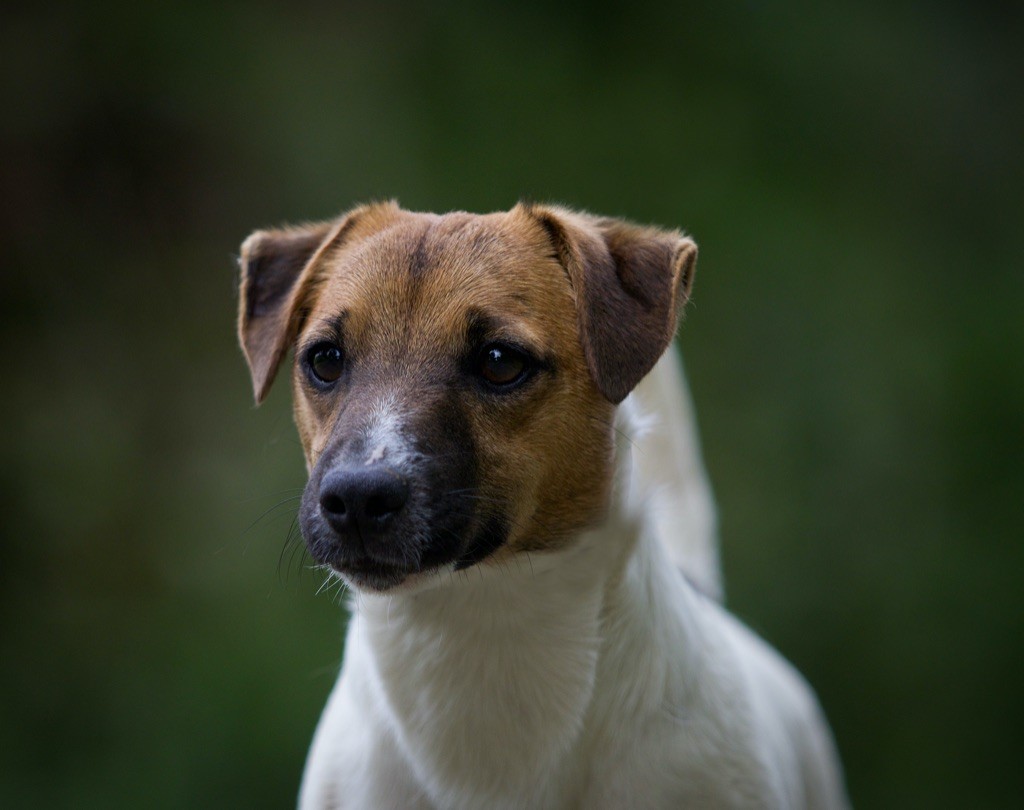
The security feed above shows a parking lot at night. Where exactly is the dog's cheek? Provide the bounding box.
[291,369,327,468]
[514,386,616,551]
[411,391,487,562]
[291,367,355,471]
[293,398,318,469]
[464,423,561,552]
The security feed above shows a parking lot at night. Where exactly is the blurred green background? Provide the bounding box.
[2,1,1021,807]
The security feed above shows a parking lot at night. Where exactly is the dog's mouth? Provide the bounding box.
[299,501,468,592]
[303,510,509,593]
[328,555,413,592]
[299,503,468,592]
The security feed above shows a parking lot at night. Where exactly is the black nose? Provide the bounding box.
[319,466,410,536]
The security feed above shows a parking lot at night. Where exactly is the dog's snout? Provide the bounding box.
[319,466,410,535]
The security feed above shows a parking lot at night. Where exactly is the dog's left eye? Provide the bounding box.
[476,344,531,389]
[307,342,345,384]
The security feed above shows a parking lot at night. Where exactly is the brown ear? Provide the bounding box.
[237,202,398,403]
[526,205,697,404]
[237,221,335,403]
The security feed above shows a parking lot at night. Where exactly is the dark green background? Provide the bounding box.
[3,1,1022,807]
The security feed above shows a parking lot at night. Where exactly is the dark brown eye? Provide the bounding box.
[477,344,529,388]
[307,343,344,384]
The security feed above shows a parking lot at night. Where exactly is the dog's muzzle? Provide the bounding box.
[299,452,513,591]
[297,390,510,590]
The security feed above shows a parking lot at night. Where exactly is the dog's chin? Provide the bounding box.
[301,514,475,593]
[299,506,504,594]
[329,557,413,593]
[308,533,456,594]
[333,562,462,596]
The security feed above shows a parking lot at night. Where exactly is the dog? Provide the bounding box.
[237,202,849,809]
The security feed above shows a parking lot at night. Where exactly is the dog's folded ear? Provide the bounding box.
[237,202,399,403]
[238,222,334,403]
[523,205,697,404]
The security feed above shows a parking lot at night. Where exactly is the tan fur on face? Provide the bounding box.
[238,201,696,567]
[292,206,617,554]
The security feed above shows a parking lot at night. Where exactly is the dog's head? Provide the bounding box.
[237,202,696,591]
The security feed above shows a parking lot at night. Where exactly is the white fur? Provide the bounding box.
[299,348,848,809]
[360,391,418,469]
[626,346,722,600]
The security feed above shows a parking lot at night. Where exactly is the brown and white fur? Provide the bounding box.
[237,202,848,809]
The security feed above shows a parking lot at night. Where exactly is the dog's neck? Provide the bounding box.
[354,531,612,804]
[345,406,708,807]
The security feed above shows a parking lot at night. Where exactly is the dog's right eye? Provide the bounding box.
[474,343,535,391]
[307,343,345,385]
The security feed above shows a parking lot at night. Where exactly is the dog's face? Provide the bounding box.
[238,203,695,591]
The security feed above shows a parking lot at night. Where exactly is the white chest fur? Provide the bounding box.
[297,353,847,809]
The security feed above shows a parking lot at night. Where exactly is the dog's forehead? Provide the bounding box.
[306,211,573,347]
